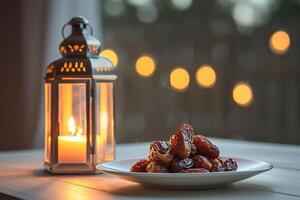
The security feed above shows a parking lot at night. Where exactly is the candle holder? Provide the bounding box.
[44,16,117,174]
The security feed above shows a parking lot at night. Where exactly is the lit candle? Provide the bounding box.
[58,117,86,163]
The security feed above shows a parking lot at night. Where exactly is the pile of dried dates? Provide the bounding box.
[131,124,238,173]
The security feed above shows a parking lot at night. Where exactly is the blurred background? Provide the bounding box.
[0,0,299,150]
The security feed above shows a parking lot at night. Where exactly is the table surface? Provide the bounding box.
[0,138,299,200]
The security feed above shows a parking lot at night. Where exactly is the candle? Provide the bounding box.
[58,135,86,163]
[58,116,86,163]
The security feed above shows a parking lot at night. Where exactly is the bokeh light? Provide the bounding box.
[223,0,279,32]
[136,1,158,23]
[232,2,257,28]
[170,68,190,91]
[127,0,151,7]
[171,0,193,11]
[195,65,217,88]
[104,0,126,17]
[100,49,118,67]
[135,55,156,78]
[269,30,290,54]
[232,82,253,107]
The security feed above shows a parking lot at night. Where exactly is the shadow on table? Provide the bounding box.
[0,193,21,200]
[32,169,98,177]
[33,169,52,177]
[107,183,275,198]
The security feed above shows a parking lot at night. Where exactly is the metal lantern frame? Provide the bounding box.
[44,16,117,174]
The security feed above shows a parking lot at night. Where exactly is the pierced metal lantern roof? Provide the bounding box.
[45,16,115,79]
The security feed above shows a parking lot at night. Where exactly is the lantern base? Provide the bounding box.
[44,162,101,174]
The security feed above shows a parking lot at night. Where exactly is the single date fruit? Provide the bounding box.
[209,158,224,172]
[193,135,220,159]
[170,158,194,173]
[171,124,194,159]
[219,157,238,171]
[192,155,212,171]
[148,141,174,165]
[130,159,150,172]
[146,162,170,173]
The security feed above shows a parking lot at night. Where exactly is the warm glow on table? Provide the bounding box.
[170,67,190,91]
[269,30,290,55]
[196,65,217,88]
[232,82,253,107]
[58,116,86,163]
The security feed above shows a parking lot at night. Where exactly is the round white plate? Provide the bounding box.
[96,158,272,189]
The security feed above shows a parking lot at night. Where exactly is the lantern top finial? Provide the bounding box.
[59,16,99,58]
[45,16,116,79]
[68,16,89,26]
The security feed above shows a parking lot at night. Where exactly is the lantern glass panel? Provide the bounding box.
[95,82,115,163]
[44,83,51,163]
[58,83,87,163]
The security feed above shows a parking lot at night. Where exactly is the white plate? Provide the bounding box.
[96,158,272,189]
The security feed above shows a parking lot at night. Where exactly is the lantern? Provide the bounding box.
[44,16,116,174]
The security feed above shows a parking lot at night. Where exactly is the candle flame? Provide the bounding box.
[68,116,83,136]
[68,116,76,136]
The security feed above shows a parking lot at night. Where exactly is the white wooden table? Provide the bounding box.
[0,138,299,200]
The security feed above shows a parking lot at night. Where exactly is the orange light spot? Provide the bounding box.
[195,65,217,88]
[135,56,156,77]
[269,30,290,54]
[232,82,253,107]
[170,67,190,91]
[100,49,118,67]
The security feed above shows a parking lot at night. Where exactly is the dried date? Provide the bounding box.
[209,158,225,172]
[170,158,194,173]
[192,155,212,171]
[146,162,170,173]
[171,124,194,159]
[193,135,220,159]
[219,157,238,171]
[148,141,174,165]
[130,123,238,174]
[130,159,150,172]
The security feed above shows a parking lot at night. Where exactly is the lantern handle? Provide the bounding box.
[86,24,93,36]
[61,23,68,39]
[61,23,93,39]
